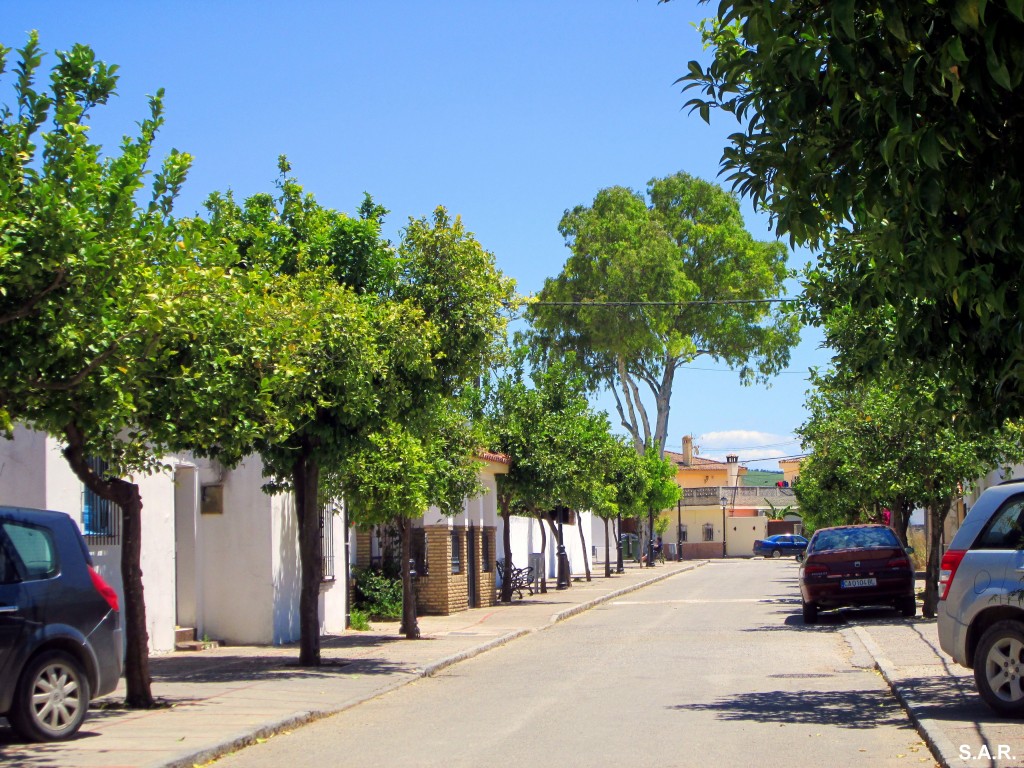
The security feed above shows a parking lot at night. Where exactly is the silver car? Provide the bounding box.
[938,479,1024,715]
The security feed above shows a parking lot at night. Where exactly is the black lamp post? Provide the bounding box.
[720,495,728,559]
[615,512,624,574]
[676,499,683,562]
[556,508,570,589]
[647,506,655,567]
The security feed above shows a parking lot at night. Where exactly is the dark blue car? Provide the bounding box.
[753,533,808,559]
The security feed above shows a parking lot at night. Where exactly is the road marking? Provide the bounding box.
[611,598,778,605]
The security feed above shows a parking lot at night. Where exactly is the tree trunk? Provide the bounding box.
[576,510,591,581]
[603,517,611,578]
[889,495,911,545]
[499,498,513,603]
[61,424,154,708]
[922,496,952,618]
[398,517,420,639]
[292,447,323,666]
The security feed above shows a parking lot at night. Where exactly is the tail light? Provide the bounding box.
[88,565,120,612]
[885,555,911,570]
[803,563,828,577]
[939,549,967,601]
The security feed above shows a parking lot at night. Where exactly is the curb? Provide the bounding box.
[853,626,969,768]
[161,563,704,768]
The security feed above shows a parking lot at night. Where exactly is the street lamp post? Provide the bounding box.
[556,510,570,589]
[677,499,682,562]
[647,507,655,567]
[720,495,728,559]
[615,512,624,574]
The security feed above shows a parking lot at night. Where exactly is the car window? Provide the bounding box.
[0,535,18,584]
[1,521,58,580]
[974,497,1024,550]
[812,527,898,552]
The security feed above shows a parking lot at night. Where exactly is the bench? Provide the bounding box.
[495,560,534,599]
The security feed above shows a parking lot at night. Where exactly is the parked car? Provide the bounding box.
[799,524,916,624]
[938,479,1024,715]
[0,506,122,741]
[753,533,808,559]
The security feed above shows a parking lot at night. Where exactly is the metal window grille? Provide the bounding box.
[451,530,461,574]
[481,530,490,572]
[678,524,688,543]
[82,457,121,545]
[412,528,428,576]
[702,523,715,542]
[320,501,337,582]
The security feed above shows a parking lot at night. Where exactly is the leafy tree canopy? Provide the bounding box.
[529,172,798,454]
[682,0,1024,426]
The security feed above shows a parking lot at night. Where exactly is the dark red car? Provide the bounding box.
[799,524,916,624]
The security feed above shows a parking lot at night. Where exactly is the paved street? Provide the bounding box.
[4,558,1024,768]
[211,559,928,768]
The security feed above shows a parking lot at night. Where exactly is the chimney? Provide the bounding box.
[726,454,739,487]
[682,435,693,466]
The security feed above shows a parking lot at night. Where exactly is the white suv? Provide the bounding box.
[938,479,1024,715]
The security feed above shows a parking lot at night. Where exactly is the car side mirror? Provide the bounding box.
[905,546,914,554]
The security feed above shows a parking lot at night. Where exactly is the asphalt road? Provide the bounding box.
[212,559,934,768]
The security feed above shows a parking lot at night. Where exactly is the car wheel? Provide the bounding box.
[8,650,91,741]
[973,621,1024,716]
[772,549,782,559]
[897,596,916,617]
[802,600,818,624]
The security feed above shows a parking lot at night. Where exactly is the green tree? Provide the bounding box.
[481,354,619,599]
[205,168,512,663]
[796,367,1024,615]
[529,172,798,456]
[681,0,1024,426]
[0,36,310,706]
[340,402,483,640]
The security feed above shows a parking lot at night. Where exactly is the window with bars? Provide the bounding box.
[481,531,490,572]
[320,501,337,582]
[451,530,461,574]
[702,523,715,542]
[678,524,688,543]
[82,458,121,545]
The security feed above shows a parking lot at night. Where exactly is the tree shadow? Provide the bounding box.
[669,687,913,729]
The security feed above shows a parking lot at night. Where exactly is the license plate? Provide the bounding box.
[841,577,877,588]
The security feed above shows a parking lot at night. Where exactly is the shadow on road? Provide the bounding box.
[669,687,913,729]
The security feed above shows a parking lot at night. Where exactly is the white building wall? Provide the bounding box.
[198,456,276,645]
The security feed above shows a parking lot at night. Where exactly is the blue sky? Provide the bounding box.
[3,2,831,467]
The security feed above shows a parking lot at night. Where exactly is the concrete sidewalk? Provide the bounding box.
[2,561,1022,768]
[0,561,698,768]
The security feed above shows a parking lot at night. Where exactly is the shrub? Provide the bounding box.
[352,567,403,619]
[348,607,372,631]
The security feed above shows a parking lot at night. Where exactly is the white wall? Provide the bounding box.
[727,515,767,557]
[0,427,178,653]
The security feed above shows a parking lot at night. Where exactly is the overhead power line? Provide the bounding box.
[526,298,800,307]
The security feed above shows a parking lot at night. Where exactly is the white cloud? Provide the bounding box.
[696,430,795,449]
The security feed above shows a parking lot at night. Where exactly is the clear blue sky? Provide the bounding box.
[3,1,831,467]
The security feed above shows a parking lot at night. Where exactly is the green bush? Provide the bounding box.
[348,607,372,631]
[352,568,403,620]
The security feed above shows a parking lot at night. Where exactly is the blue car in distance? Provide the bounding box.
[753,533,808,559]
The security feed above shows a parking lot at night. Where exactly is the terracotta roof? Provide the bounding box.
[476,451,510,465]
[664,450,728,469]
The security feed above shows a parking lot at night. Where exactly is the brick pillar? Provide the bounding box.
[481,525,497,607]
[417,526,451,614]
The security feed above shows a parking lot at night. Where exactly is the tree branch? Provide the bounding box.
[0,268,68,326]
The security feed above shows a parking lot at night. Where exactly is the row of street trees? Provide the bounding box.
[677,0,1024,608]
[0,35,514,704]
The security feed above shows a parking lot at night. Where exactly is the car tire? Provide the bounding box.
[8,650,91,741]
[898,596,916,618]
[973,620,1024,716]
[771,549,782,559]
[802,600,818,624]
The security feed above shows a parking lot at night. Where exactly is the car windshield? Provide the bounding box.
[811,527,898,552]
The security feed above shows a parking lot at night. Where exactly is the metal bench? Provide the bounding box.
[495,560,534,599]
